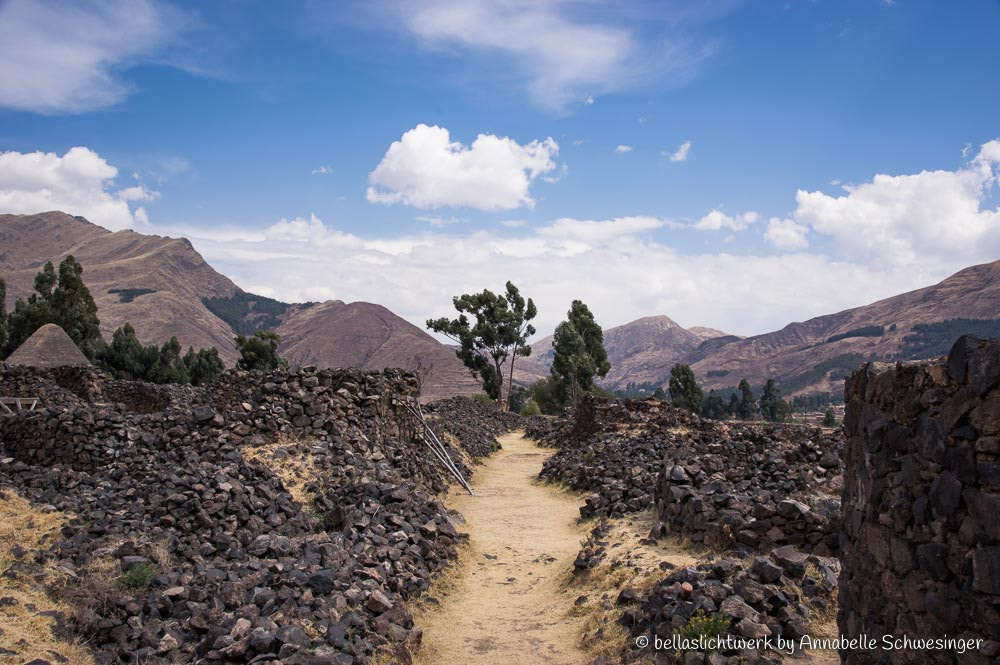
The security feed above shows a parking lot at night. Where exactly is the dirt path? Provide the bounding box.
[412,431,591,665]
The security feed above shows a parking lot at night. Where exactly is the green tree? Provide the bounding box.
[759,378,791,422]
[668,364,704,414]
[184,347,225,386]
[427,281,536,410]
[549,300,610,405]
[822,407,837,427]
[152,336,189,384]
[520,399,542,416]
[652,386,666,401]
[97,323,158,379]
[236,330,287,371]
[700,389,729,420]
[736,379,758,420]
[728,392,740,417]
[528,377,563,415]
[4,256,102,358]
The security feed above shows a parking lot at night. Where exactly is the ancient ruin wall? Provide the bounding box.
[0,366,424,472]
[839,336,1000,665]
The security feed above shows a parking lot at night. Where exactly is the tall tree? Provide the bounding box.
[427,281,536,410]
[4,256,102,358]
[236,330,287,371]
[549,300,610,404]
[728,392,741,417]
[184,347,225,386]
[759,378,789,422]
[736,379,758,420]
[668,364,704,414]
[701,389,729,420]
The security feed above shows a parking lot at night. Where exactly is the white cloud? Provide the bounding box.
[615,145,634,154]
[380,0,719,112]
[0,0,187,114]
[792,140,1000,270]
[693,209,759,231]
[170,212,933,340]
[765,217,809,250]
[312,165,332,175]
[665,139,692,162]
[366,124,559,210]
[0,146,156,230]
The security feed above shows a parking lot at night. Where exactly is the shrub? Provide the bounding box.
[119,562,156,589]
[676,610,731,650]
[520,399,541,416]
[471,393,494,405]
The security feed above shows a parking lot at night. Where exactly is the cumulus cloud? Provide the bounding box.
[366,124,559,210]
[615,145,634,154]
[693,209,759,231]
[0,0,188,114]
[376,0,720,112]
[665,139,692,162]
[171,212,931,339]
[765,217,809,250]
[0,146,157,230]
[791,140,1000,270]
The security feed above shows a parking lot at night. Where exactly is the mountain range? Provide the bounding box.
[3,211,998,400]
[0,212,479,399]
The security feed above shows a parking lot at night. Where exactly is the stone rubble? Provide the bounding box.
[0,365,517,665]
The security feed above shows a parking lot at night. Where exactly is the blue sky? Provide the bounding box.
[1,0,999,338]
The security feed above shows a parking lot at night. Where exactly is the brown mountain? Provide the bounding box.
[1,212,241,358]
[688,259,1000,396]
[514,315,734,388]
[0,212,479,399]
[276,301,480,399]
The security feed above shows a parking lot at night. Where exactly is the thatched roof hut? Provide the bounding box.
[4,324,91,368]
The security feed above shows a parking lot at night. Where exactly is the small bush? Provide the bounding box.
[520,399,541,416]
[119,562,156,589]
[676,610,731,649]
[471,393,494,405]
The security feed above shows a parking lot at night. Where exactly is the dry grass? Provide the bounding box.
[568,511,705,664]
[243,433,320,508]
[0,489,97,665]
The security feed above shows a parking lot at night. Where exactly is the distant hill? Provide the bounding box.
[687,259,1000,397]
[515,262,1000,399]
[0,212,479,399]
[515,315,735,388]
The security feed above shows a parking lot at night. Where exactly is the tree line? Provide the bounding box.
[0,256,288,384]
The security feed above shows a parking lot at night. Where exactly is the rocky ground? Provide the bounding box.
[0,366,519,665]
[529,396,846,664]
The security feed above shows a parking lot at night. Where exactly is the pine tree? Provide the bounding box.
[822,407,837,427]
[668,364,704,414]
[737,379,758,420]
[700,389,729,420]
[4,256,102,358]
[184,347,225,386]
[549,300,610,405]
[235,330,287,371]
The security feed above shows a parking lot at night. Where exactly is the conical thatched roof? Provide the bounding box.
[4,324,91,368]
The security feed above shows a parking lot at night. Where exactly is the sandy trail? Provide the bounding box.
[413,430,590,665]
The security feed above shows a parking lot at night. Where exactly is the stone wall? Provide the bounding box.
[839,335,1000,665]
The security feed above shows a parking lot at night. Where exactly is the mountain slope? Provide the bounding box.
[1,211,241,359]
[689,259,1000,395]
[0,212,480,399]
[276,301,480,399]
[515,315,730,387]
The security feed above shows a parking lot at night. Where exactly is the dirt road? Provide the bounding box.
[412,431,591,665]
